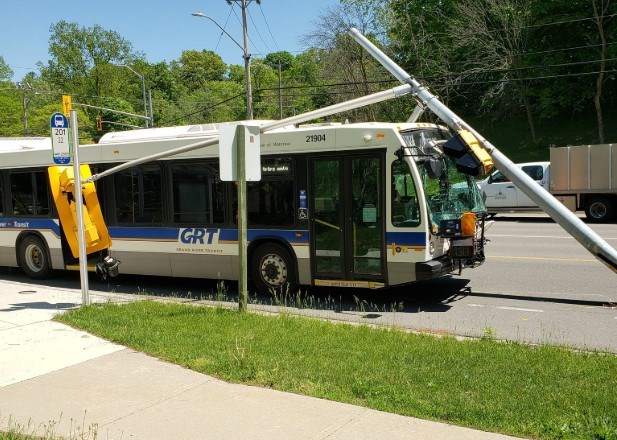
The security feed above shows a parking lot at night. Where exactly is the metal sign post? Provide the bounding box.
[70,110,90,305]
[220,123,261,312]
[236,125,248,312]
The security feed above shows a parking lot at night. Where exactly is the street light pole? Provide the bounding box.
[116,64,149,128]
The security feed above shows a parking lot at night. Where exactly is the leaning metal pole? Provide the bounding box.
[348,28,617,273]
[86,84,411,183]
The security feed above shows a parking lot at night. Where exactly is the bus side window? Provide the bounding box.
[114,165,163,224]
[391,161,420,227]
[232,158,295,227]
[10,171,50,216]
[171,163,224,224]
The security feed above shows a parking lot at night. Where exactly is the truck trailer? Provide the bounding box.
[550,144,617,223]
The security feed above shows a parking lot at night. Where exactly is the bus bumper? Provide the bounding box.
[415,256,455,281]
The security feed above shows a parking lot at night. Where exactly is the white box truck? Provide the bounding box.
[550,144,617,222]
[478,144,616,222]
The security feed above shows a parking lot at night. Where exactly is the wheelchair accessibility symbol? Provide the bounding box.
[298,208,308,220]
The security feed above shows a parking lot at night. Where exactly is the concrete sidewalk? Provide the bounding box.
[0,279,521,439]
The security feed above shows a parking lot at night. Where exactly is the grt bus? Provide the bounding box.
[0,121,488,294]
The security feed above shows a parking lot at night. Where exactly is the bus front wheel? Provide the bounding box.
[19,235,51,279]
[251,243,297,296]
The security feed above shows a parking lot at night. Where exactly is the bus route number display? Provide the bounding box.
[50,112,71,165]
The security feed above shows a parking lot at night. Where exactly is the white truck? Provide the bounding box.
[478,144,617,222]
[478,161,550,210]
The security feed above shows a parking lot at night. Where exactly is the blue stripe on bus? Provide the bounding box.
[108,226,310,244]
[0,218,61,235]
[108,227,179,240]
[386,232,426,247]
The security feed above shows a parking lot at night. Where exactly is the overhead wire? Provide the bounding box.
[523,12,617,29]
[230,4,264,57]
[247,7,271,53]
[215,8,235,53]
[258,2,280,52]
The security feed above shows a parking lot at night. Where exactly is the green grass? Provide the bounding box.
[57,301,617,440]
[0,413,98,440]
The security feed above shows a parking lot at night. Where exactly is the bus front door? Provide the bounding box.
[310,155,385,288]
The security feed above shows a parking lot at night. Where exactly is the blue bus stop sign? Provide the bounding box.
[50,112,71,165]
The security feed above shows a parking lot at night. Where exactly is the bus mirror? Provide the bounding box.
[443,130,494,176]
[425,157,444,179]
[48,165,112,258]
[394,148,405,161]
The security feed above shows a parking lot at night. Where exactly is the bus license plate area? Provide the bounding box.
[450,236,475,259]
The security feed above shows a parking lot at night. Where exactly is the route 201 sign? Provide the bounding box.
[50,112,71,165]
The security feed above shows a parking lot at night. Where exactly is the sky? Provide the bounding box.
[1,0,339,81]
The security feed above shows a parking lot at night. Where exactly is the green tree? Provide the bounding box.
[172,50,227,92]
[302,1,389,121]
[40,21,138,96]
[0,55,13,81]
[264,51,295,70]
[0,91,22,136]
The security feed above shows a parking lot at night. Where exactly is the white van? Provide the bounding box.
[478,162,550,210]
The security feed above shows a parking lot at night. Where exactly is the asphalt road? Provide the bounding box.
[403,213,617,352]
[1,213,615,352]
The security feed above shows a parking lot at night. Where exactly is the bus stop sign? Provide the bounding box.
[50,112,71,165]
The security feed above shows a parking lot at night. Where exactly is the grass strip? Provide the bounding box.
[57,301,617,439]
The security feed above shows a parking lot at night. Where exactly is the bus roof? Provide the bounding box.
[97,121,278,144]
[0,121,448,169]
[0,137,51,152]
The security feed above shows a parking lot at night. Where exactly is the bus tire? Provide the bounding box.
[251,243,297,296]
[18,235,52,279]
[585,197,614,223]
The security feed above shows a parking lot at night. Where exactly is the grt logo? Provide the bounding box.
[179,228,219,244]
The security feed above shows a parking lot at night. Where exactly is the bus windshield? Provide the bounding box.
[400,128,486,229]
[419,156,486,225]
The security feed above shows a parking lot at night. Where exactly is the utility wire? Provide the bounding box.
[521,41,617,56]
[258,3,280,51]
[157,91,246,125]
[247,7,271,53]
[215,8,235,53]
[230,4,263,56]
[523,13,617,29]
[454,68,617,86]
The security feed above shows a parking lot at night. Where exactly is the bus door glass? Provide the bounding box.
[310,155,384,281]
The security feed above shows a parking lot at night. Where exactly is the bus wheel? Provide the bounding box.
[19,236,51,279]
[585,197,614,223]
[251,244,297,296]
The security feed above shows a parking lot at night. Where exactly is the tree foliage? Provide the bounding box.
[0,6,615,150]
[0,55,13,81]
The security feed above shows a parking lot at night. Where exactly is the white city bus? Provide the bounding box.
[0,121,488,294]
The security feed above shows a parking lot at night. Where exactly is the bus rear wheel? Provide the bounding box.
[19,235,51,279]
[251,243,297,296]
